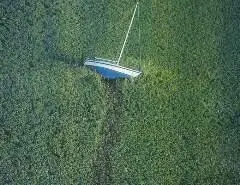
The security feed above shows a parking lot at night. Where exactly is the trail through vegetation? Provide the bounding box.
[92,80,123,185]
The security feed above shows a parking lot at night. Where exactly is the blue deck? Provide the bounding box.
[89,65,131,79]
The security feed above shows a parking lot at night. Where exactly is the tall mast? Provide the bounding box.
[117,2,139,65]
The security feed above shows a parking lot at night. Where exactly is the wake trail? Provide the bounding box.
[92,80,123,185]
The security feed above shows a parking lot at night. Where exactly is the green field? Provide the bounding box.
[1,0,240,184]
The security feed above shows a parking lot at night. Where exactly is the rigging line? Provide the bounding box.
[117,2,139,65]
[138,1,141,61]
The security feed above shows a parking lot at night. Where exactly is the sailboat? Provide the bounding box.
[84,2,142,79]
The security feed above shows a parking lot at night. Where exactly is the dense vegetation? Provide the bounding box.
[1,0,239,184]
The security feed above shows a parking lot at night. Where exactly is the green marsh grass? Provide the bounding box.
[1,0,239,184]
